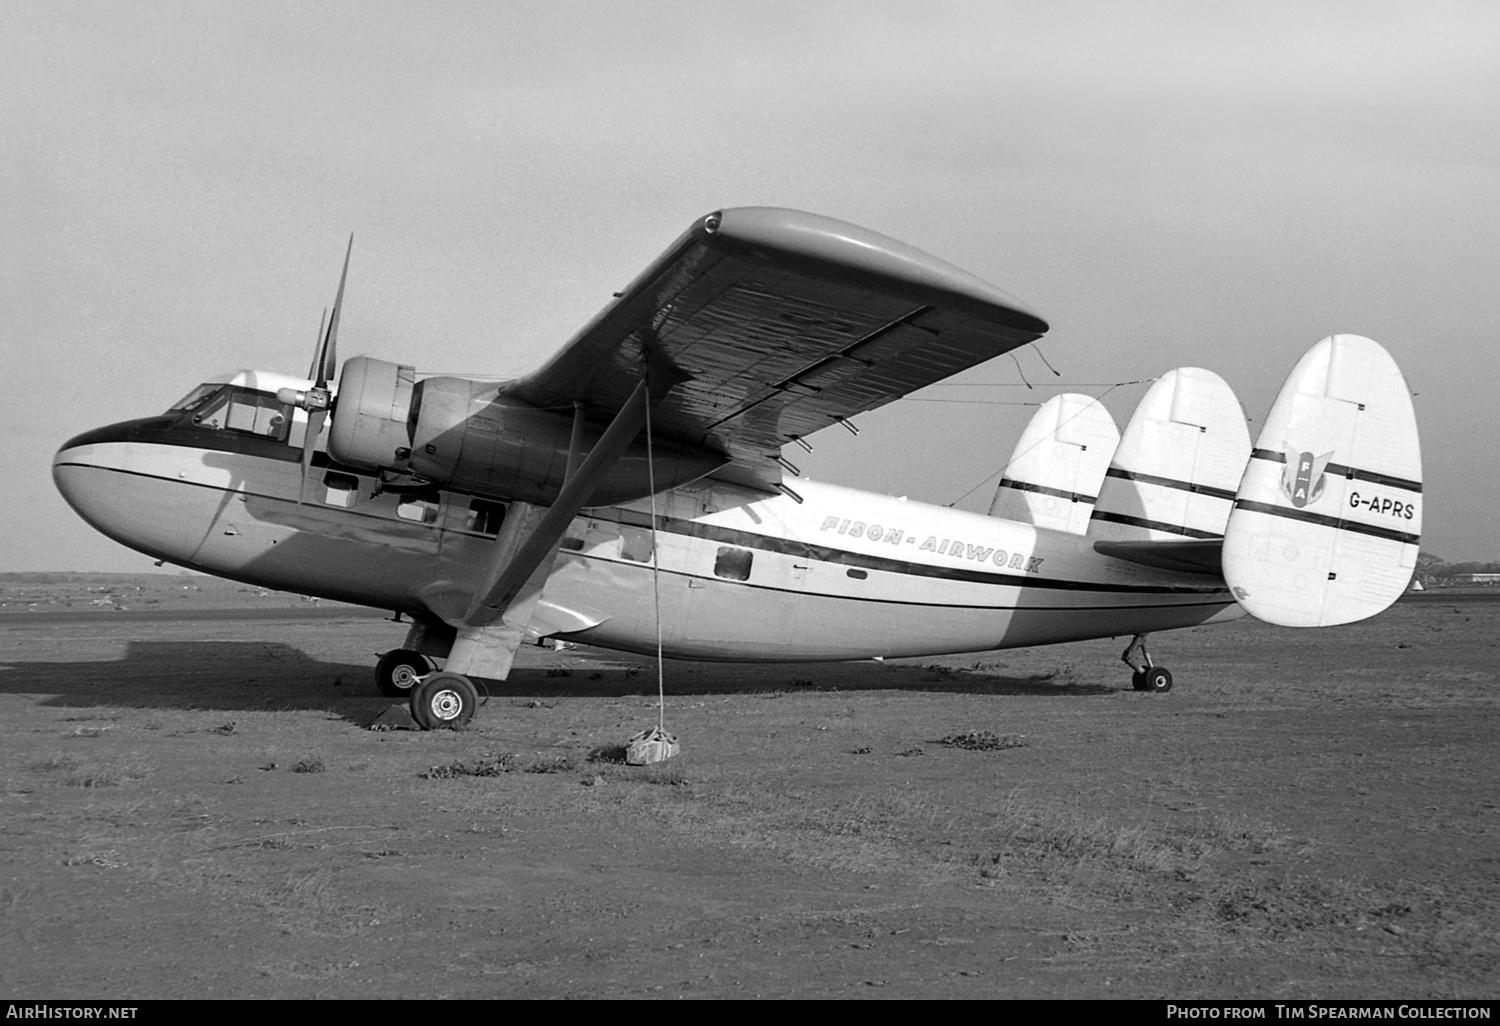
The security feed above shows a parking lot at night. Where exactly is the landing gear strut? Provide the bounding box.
[374,649,433,698]
[1121,634,1172,693]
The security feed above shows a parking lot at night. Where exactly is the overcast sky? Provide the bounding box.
[5,0,1497,572]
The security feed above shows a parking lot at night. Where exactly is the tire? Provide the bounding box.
[1141,666,1173,693]
[409,671,478,730]
[375,649,430,698]
[1130,669,1149,691]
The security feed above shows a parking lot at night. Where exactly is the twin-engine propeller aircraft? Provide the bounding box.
[53,208,1423,729]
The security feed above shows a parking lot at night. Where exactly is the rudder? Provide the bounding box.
[1222,335,1422,627]
[988,393,1118,534]
[1088,368,1251,541]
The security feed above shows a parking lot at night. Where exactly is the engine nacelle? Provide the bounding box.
[327,356,417,473]
[327,356,727,506]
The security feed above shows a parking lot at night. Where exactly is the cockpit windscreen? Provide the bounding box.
[168,384,291,441]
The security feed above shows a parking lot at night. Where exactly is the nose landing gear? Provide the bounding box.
[1122,634,1173,693]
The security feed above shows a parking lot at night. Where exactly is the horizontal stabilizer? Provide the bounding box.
[1222,335,1421,627]
[988,393,1118,534]
[1092,538,1223,577]
[1089,368,1251,541]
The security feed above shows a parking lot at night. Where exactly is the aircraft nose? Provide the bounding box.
[54,424,133,547]
[53,420,202,564]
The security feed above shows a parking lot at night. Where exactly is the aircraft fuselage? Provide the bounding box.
[53,376,1243,666]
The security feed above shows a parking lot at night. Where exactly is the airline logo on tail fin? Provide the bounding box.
[1280,444,1334,509]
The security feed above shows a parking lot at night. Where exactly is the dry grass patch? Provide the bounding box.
[939,730,1027,751]
[47,761,151,789]
[523,753,576,774]
[26,756,78,773]
[976,807,1203,882]
[422,753,521,778]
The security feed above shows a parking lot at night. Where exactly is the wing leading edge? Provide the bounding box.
[504,207,1049,492]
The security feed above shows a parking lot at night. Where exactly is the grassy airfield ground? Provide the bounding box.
[0,577,1496,999]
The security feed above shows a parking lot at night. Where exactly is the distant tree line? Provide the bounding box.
[1415,552,1500,586]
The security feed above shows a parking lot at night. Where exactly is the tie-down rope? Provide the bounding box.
[643,375,666,734]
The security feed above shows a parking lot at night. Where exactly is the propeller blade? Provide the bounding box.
[318,234,354,388]
[291,235,352,502]
[299,408,328,504]
[307,307,328,382]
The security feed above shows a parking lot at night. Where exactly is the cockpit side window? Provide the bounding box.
[167,384,225,414]
[185,387,291,441]
[225,391,287,437]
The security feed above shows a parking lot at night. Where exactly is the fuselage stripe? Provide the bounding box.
[1249,448,1422,494]
[587,506,1227,595]
[1232,499,1420,545]
[1087,510,1223,540]
[995,478,1096,504]
[564,551,1235,612]
[1103,467,1237,501]
[51,460,498,538]
[59,454,1232,599]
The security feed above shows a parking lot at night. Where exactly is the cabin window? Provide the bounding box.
[714,546,753,581]
[619,525,654,563]
[323,472,359,508]
[846,568,868,580]
[562,522,624,558]
[560,518,587,551]
[582,526,624,558]
[396,493,441,524]
[466,499,506,536]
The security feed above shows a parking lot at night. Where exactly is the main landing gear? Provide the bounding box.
[408,672,479,730]
[375,648,480,729]
[1121,634,1173,693]
[374,649,433,698]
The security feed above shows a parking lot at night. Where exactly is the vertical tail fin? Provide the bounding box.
[1222,335,1421,626]
[1088,368,1251,541]
[988,393,1118,533]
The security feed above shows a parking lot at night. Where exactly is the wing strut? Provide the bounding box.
[442,371,672,680]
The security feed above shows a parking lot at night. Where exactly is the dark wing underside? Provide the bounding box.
[502,208,1048,491]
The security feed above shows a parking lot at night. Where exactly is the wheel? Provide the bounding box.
[1141,666,1173,693]
[1131,669,1149,691]
[374,649,430,697]
[409,671,478,730]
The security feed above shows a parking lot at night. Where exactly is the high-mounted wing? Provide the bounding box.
[504,208,1048,491]
[438,209,1049,683]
